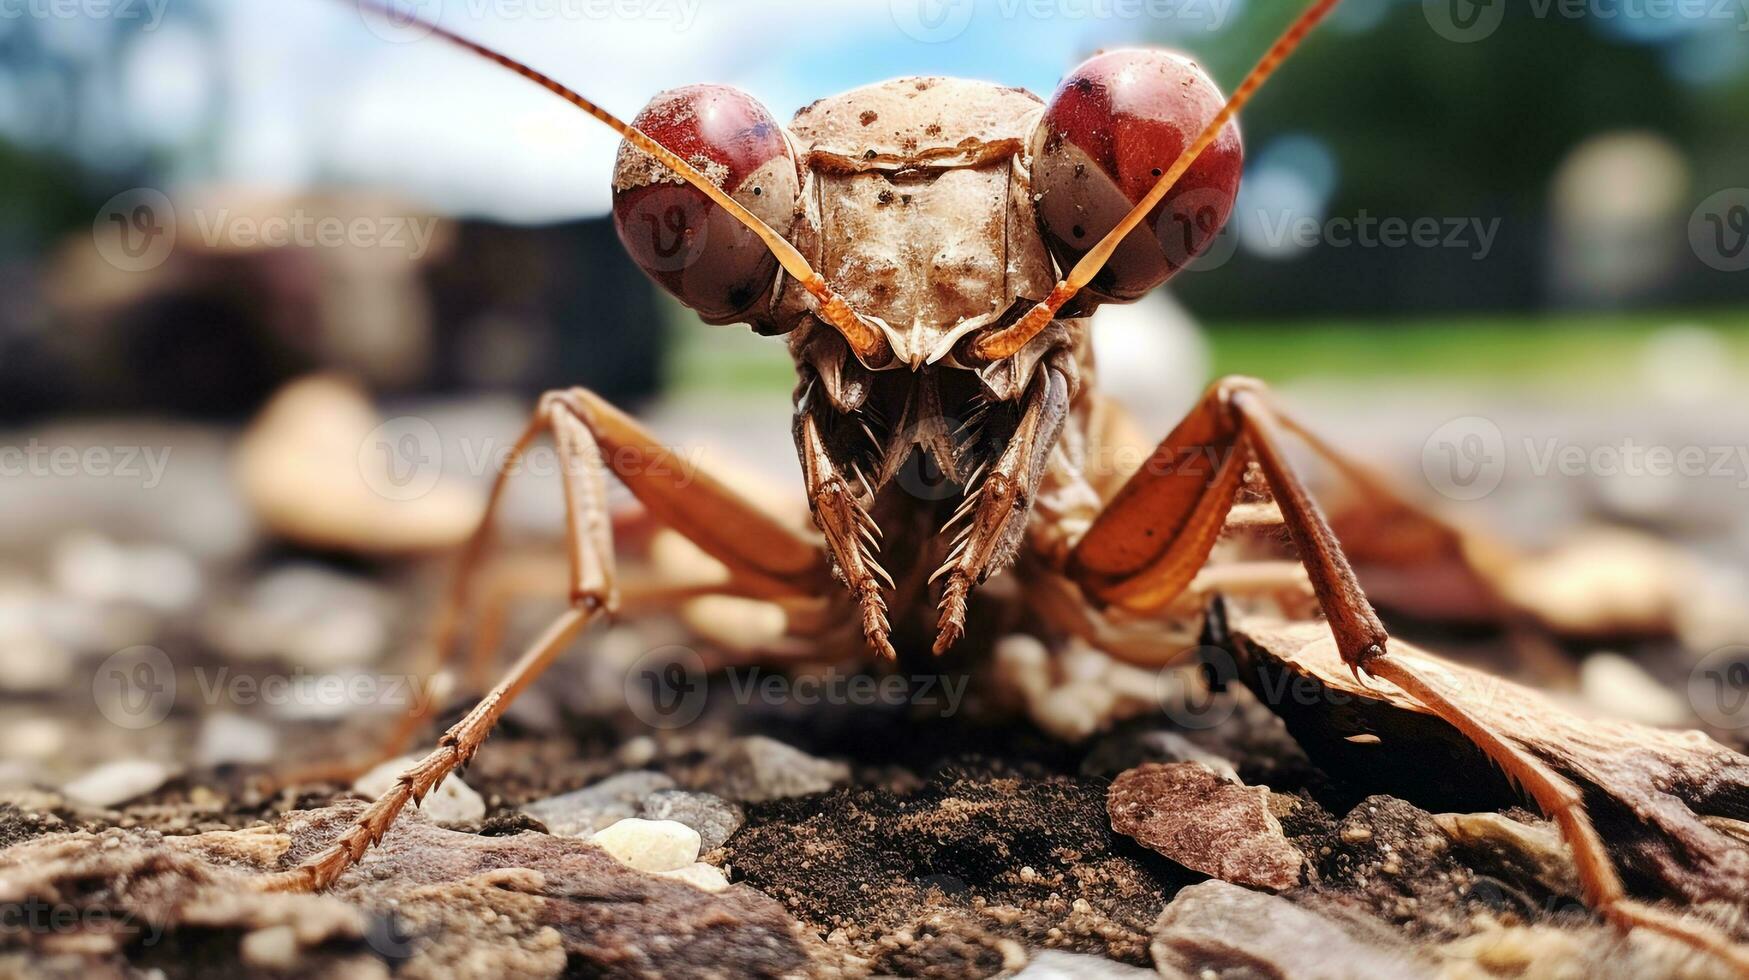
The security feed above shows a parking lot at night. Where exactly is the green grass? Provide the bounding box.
[1206,308,1749,385]
[667,305,1749,397]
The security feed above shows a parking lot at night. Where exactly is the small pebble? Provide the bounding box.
[706,736,848,803]
[196,713,278,768]
[591,818,700,873]
[354,755,484,823]
[1579,652,1690,727]
[993,635,1051,702]
[1153,881,1436,977]
[522,771,676,837]
[62,759,172,809]
[1109,763,1305,892]
[640,789,743,851]
[1014,949,1156,978]
[657,862,730,893]
[1032,682,1117,742]
[240,925,298,970]
[2,718,66,761]
[616,735,657,768]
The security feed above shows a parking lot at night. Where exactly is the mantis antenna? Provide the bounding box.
[972,0,1345,362]
[349,0,888,359]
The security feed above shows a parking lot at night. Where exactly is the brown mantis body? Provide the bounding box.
[257,1,1749,970]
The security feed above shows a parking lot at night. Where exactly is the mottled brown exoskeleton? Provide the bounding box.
[260,1,1747,968]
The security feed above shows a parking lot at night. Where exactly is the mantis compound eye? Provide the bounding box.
[1030,50,1242,305]
[611,85,800,325]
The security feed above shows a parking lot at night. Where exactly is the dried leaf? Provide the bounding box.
[1225,618,1749,905]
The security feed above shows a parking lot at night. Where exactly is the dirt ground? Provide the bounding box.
[1,397,1747,979]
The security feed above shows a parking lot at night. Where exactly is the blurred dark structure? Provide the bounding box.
[424,218,667,403]
[0,209,663,425]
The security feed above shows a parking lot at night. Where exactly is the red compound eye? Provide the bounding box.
[611,85,800,325]
[1030,50,1242,305]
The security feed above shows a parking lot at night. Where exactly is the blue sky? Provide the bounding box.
[186,0,1262,220]
[12,0,1739,223]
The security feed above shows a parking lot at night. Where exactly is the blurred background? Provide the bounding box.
[1,0,1747,790]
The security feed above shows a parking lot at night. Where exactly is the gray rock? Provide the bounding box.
[522,771,676,837]
[705,736,848,803]
[1081,729,1240,781]
[641,789,744,851]
[1014,949,1159,979]
[1151,881,1436,979]
[61,759,172,809]
[202,564,390,669]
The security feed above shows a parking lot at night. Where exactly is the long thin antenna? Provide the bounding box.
[348,0,886,359]
[973,0,1344,362]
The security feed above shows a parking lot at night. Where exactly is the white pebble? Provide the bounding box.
[240,925,298,970]
[1033,682,1117,742]
[62,759,171,808]
[994,634,1051,701]
[591,818,701,872]
[125,545,203,612]
[196,713,278,767]
[1580,652,1690,727]
[3,718,65,760]
[354,755,484,823]
[658,862,730,893]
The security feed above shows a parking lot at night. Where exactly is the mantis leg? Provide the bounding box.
[255,387,828,892]
[1063,377,1744,966]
